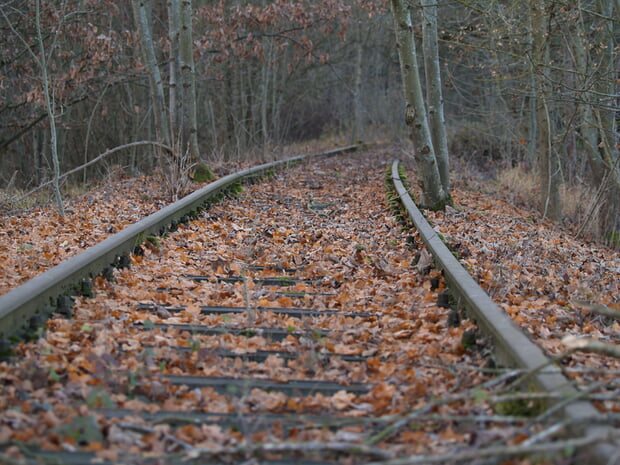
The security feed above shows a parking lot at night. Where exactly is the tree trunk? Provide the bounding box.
[390,0,449,210]
[571,3,605,183]
[531,0,562,221]
[179,0,200,160]
[167,0,180,140]
[35,0,64,216]
[133,0,171,147]
[595,0,620,240]
[260,39,270,153]
[352,27,364,143]
[421,0,450,194]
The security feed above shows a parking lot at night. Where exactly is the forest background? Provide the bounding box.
[0,0,618,246]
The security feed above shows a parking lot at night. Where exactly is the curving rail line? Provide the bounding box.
[0,146,357,343]
[0,148,617,464]
[390,161,619,464]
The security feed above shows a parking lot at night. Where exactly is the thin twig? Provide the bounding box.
[563,336,620,358]
[12,141,174,203]
[571,300,620,321]
[185,440,393,461]
[365,430,619,465]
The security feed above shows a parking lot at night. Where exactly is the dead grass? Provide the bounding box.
[494,165,539,209]
[482,164,604,243]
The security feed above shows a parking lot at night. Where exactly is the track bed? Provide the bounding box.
[0,150,613,464]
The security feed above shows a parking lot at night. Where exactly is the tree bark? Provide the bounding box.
[179,0,200,160]
[35,0,64,216]
[260,39,270,153]
[531,0,562,221]
[133,0,171,147]
[571,2,605,183]
[595,0,620,239]
[167,0,180,139]
[352,27,364,144]
[421,0,450,194]
[390,0,449,210]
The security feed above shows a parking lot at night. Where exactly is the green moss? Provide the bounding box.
[607,229,620,247]
[192,162,215,182]
[426,193,453,212]
[230,182,243,195]
[384,166,414,231]
[0,340,13,359]
[146,235,161,248]
[460,330,477,349]
[190,339,200,353]
[493,395,545,417]
[87,389,117,408]
[274,276,295,286]
[135,232,145,248]
[53,415,104,444]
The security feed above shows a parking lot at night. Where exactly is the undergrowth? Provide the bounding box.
[450,156,614,248]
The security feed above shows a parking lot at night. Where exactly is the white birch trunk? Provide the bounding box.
[179,0,199,159]
[571,4,605,183]
[421,0,450,194]
[596,0,620,237]
[167,0,180,139]
[133,0,171,147]
[35,0,64,216]
[353,29,364,143]
[531,0,562,221]
[390,0,448,209]
[260,39,270,152]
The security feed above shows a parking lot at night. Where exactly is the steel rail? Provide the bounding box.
[390,160,619,464]
[0,145,356,342]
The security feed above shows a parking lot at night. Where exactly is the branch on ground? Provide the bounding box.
[571,300,620,321]
[365,429,619,465]
[12,141,174,203]
[184,441,393,461]
[563,335,620,358]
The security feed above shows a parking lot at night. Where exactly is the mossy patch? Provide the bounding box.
[493,395,545,417]
[192,162,215,182]
[492,382,547,417]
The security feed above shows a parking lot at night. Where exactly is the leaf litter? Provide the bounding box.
[0,148,617,463]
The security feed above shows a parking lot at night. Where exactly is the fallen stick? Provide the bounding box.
[12,140,174,203]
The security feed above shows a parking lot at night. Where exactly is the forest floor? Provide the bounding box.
[1,144,619,373]
[0,144,618,462]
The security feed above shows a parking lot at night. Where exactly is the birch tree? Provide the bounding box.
[421,0,449,193]
[133,0,212,182]
[167,0,180,141]
[179,0,200,160]
[569,1,619,239]
[530,0,561,221]
[133,0,171,148]
[35,0,64,216]
[390,0,450,209]
[1,0,65,215]
[594,0,620,241]
[167,0,201,160]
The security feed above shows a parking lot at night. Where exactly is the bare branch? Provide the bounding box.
[12,141,174,203]
[185,441,393,461]
[563,336,620,359]
[365,430,619,465]
[571,300,620,321]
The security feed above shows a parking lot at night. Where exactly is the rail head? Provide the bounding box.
[0,145,357,343]
[390,160,619,463]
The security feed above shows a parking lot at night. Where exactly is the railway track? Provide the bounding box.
[0,147,617,464]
